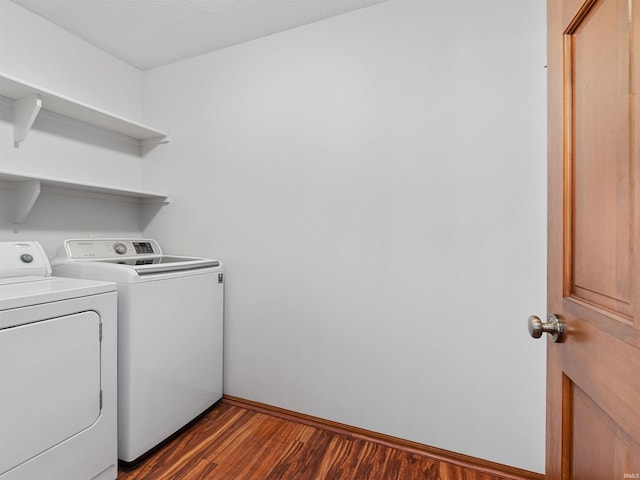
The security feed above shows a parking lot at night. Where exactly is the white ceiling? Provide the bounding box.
[10,0,389,70]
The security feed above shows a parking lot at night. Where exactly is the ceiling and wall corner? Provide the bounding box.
[0,0,144,120]
[9,0,390,70]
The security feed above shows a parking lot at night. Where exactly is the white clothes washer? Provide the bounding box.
[0,241,117,480]
[51,238,224,466]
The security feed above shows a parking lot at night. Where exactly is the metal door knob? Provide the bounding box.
[528,314,564,343]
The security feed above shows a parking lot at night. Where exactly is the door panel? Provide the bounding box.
[568,0,633,317]
[571,382,636,479]
[547,0,640,477]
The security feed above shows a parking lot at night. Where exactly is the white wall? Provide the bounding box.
[0,0,146,254]
[143,0,547,473]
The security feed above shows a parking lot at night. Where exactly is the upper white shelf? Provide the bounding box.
[0,170,171,224]
[0,72,169,145]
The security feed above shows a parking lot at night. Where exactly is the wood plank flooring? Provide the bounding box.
[118,402,516,480]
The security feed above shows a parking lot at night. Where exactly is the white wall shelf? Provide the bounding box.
[0,72,170,147]
[0,170,171,224]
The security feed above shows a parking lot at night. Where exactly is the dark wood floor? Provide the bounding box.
[118,402,515,480]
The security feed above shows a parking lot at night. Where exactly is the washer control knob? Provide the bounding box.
[20,253,33,263]
[113,243,127,255]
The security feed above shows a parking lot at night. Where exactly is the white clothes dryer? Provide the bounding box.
[51,238,224,466]
[0,241,117,480]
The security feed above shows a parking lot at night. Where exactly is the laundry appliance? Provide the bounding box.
[0,241,117,480]
[52,238,224,465]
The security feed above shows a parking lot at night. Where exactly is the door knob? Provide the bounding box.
[528,314,564,343]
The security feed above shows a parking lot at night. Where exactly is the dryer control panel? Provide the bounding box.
[63,239,162,259]
[0,241,51,279]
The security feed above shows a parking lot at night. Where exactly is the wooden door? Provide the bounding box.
[546,0,640,478]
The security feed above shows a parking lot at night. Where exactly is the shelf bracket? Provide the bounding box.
[142,134,171,146]
[141,134,171,156]
[13,94,42,147]
[13,180,41,224]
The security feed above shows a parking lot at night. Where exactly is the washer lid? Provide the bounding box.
[0,242,51,279]
[98,255,220,275]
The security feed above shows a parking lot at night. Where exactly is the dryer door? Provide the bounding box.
[0,311,101,475]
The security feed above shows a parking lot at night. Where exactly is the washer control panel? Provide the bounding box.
[64,239,162,259]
